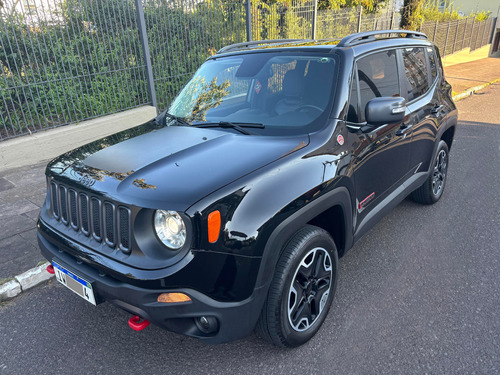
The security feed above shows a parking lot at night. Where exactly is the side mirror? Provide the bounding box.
[365,97,406,127]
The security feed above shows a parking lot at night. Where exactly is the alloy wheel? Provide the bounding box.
[432,149,448,196]
[287,247,332,332]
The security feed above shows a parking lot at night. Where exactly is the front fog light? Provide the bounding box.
[154,210,186,249]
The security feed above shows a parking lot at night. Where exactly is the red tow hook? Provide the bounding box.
[46,264,55,274]
[128,315,150,331]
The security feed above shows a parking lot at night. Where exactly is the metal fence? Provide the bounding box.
[0,0,496,141]
[420,16,497,57]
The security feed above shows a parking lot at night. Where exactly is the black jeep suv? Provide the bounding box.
[38,30,457,347]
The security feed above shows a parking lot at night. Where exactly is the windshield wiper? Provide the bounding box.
[156,110,191,127]
[193,121,265,135]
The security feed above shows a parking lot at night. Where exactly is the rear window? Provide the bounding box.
[427,47,437,81]
[402,47,429,101]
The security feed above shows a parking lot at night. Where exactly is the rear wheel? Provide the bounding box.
[256,225,338,347]
[411,140,449,205]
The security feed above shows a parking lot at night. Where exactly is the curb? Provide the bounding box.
[0,262,54,302]
[452,78,500,101]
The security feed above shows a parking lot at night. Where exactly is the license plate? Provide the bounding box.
[52,261,96,305]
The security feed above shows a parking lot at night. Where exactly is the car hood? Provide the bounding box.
[47,120,309,210]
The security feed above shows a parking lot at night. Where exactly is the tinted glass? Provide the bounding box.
[403,47,429,101]
[168,53,338,135]
[427,47,437,81]
[357,50,400,122]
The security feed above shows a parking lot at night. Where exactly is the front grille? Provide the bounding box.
[91,197,102,240]
[80,194,89,235]
[118,207,130,249]
[59,185,68,224]
[49,180,131,253]
[104,202,115,246]
[69,189,78,229]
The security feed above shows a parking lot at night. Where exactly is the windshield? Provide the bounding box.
[168,52,338,135]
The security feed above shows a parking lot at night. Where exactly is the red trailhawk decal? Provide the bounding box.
[337,134,344,145]
[254,80,262,94]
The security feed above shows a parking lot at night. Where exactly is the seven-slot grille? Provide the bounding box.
[49,180,131,253]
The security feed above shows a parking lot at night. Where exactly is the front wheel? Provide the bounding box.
[411,140,449,205]
[256,225,338,347]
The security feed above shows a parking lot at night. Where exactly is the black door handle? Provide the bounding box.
[431,105,444,114]
[396,123,412,136]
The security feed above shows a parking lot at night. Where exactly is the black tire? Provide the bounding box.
[256,225,338,347]
[411,140,449,205]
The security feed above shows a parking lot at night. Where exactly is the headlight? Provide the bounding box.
[154,210,186,249]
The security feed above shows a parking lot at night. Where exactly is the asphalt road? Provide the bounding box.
[1,85,499,375]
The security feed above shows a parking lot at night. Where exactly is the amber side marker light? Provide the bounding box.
[208,210,221,243]
[157,292,192,303]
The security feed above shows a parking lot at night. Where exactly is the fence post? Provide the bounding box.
[433,19,438,42]
[134,0,157,111]
[246,0,252,42]
[461,17,468,50]
[311,0,317,39]
[357,6,362,33]
[390,11,395,30]
[443,21,451,56]
[480,19,488,46]
[470,17,475,50]
[452,21,459,54]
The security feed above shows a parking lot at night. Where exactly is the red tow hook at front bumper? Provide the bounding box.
[128,315,150,331]
[46,264,55,274]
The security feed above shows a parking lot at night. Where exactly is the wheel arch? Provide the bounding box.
[255,186,353,290]
[441,125,455,151]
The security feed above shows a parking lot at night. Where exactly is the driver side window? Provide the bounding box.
[355,50,400,122]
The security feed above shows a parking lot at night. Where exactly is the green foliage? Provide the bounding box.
[421,4,490,22]
[317,0,388,12]
[422,5,463,21]
[0,1,149,135]
[474,10,490,22]
[400,0,425,30]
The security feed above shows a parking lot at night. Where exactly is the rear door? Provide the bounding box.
[400,46,437,173]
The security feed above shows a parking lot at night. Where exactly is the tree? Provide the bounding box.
[317,0,389,12]
[400,0,425,30]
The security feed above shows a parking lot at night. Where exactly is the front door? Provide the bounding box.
[345,49,411,226]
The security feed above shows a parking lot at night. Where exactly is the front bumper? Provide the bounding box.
[37,221,267,344]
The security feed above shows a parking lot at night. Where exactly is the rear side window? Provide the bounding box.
[403,47,429,101]
[427,47,437,81]
[356,50,400,122]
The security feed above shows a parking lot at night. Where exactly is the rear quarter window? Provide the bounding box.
[402,47,429,101]
[427,47,438,82]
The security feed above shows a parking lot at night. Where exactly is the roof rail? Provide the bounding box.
[337,30,427,47]
[217,39,312,54]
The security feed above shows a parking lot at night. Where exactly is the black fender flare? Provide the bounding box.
[255,186,353,290]
[427,122,455,176]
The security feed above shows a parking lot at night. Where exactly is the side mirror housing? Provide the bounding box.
[365,97,406,127]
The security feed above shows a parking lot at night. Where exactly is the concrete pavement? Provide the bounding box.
[444,57,500,96]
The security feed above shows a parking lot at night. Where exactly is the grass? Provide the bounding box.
[0,277,14,286]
